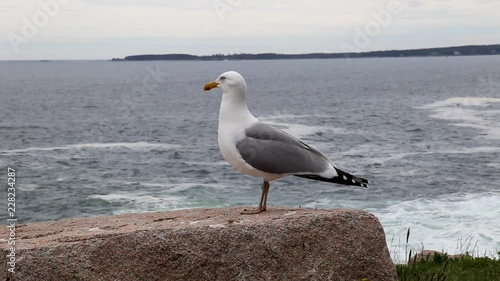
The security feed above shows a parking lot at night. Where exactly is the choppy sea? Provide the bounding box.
[1,56,499,261]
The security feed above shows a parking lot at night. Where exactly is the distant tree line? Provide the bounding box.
[111,44,499,61]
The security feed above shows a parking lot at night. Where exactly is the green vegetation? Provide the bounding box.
[394,228,500,281]
[397,252,500,281]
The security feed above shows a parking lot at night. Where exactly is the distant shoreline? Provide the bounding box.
[112,44,499,61]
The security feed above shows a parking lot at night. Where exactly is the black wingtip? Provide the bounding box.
[358,177,369,188]
[295,168,369,188]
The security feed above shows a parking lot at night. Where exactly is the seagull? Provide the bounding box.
[203,71,368,214]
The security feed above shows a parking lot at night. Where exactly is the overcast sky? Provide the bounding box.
[1,0,499,60]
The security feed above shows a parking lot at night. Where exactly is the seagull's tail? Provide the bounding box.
[295,168,369,188]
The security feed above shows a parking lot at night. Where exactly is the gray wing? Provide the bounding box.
[235,122,332,175]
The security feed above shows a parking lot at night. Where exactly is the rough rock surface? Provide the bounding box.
[1,207,396,281]
[409,250,465,264]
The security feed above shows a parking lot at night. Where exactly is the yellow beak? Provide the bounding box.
[203,81,219,91]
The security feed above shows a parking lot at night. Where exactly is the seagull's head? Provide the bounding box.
[203,71,247,95]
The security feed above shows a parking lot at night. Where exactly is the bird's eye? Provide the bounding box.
[220,76,226,80]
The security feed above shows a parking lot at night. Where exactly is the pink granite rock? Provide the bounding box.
[1,207,396,281]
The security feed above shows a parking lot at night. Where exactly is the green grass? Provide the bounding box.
[397,252,500,281]
[394,228,500,281]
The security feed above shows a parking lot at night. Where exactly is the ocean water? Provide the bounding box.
[1,57,499,261]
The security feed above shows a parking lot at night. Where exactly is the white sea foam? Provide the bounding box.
[140,182,225,193]
[305,192,500,262]
[183,161,228,167]
[337,141,500,169]
[487,162,500,168]
[419,97,500,140]
[429,108,484,123]
[89,191,185,214]
[420,97,500,109]
[439,146,500,154]
[372,192,500,263]
[105,181,225,193]
[16,183,38,192]
[0,142,181,154]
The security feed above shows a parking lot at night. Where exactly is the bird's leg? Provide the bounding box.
[261,180,270,211]
[241,180,269,215]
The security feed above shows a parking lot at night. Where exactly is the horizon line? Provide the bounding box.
[1,43,499,62]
